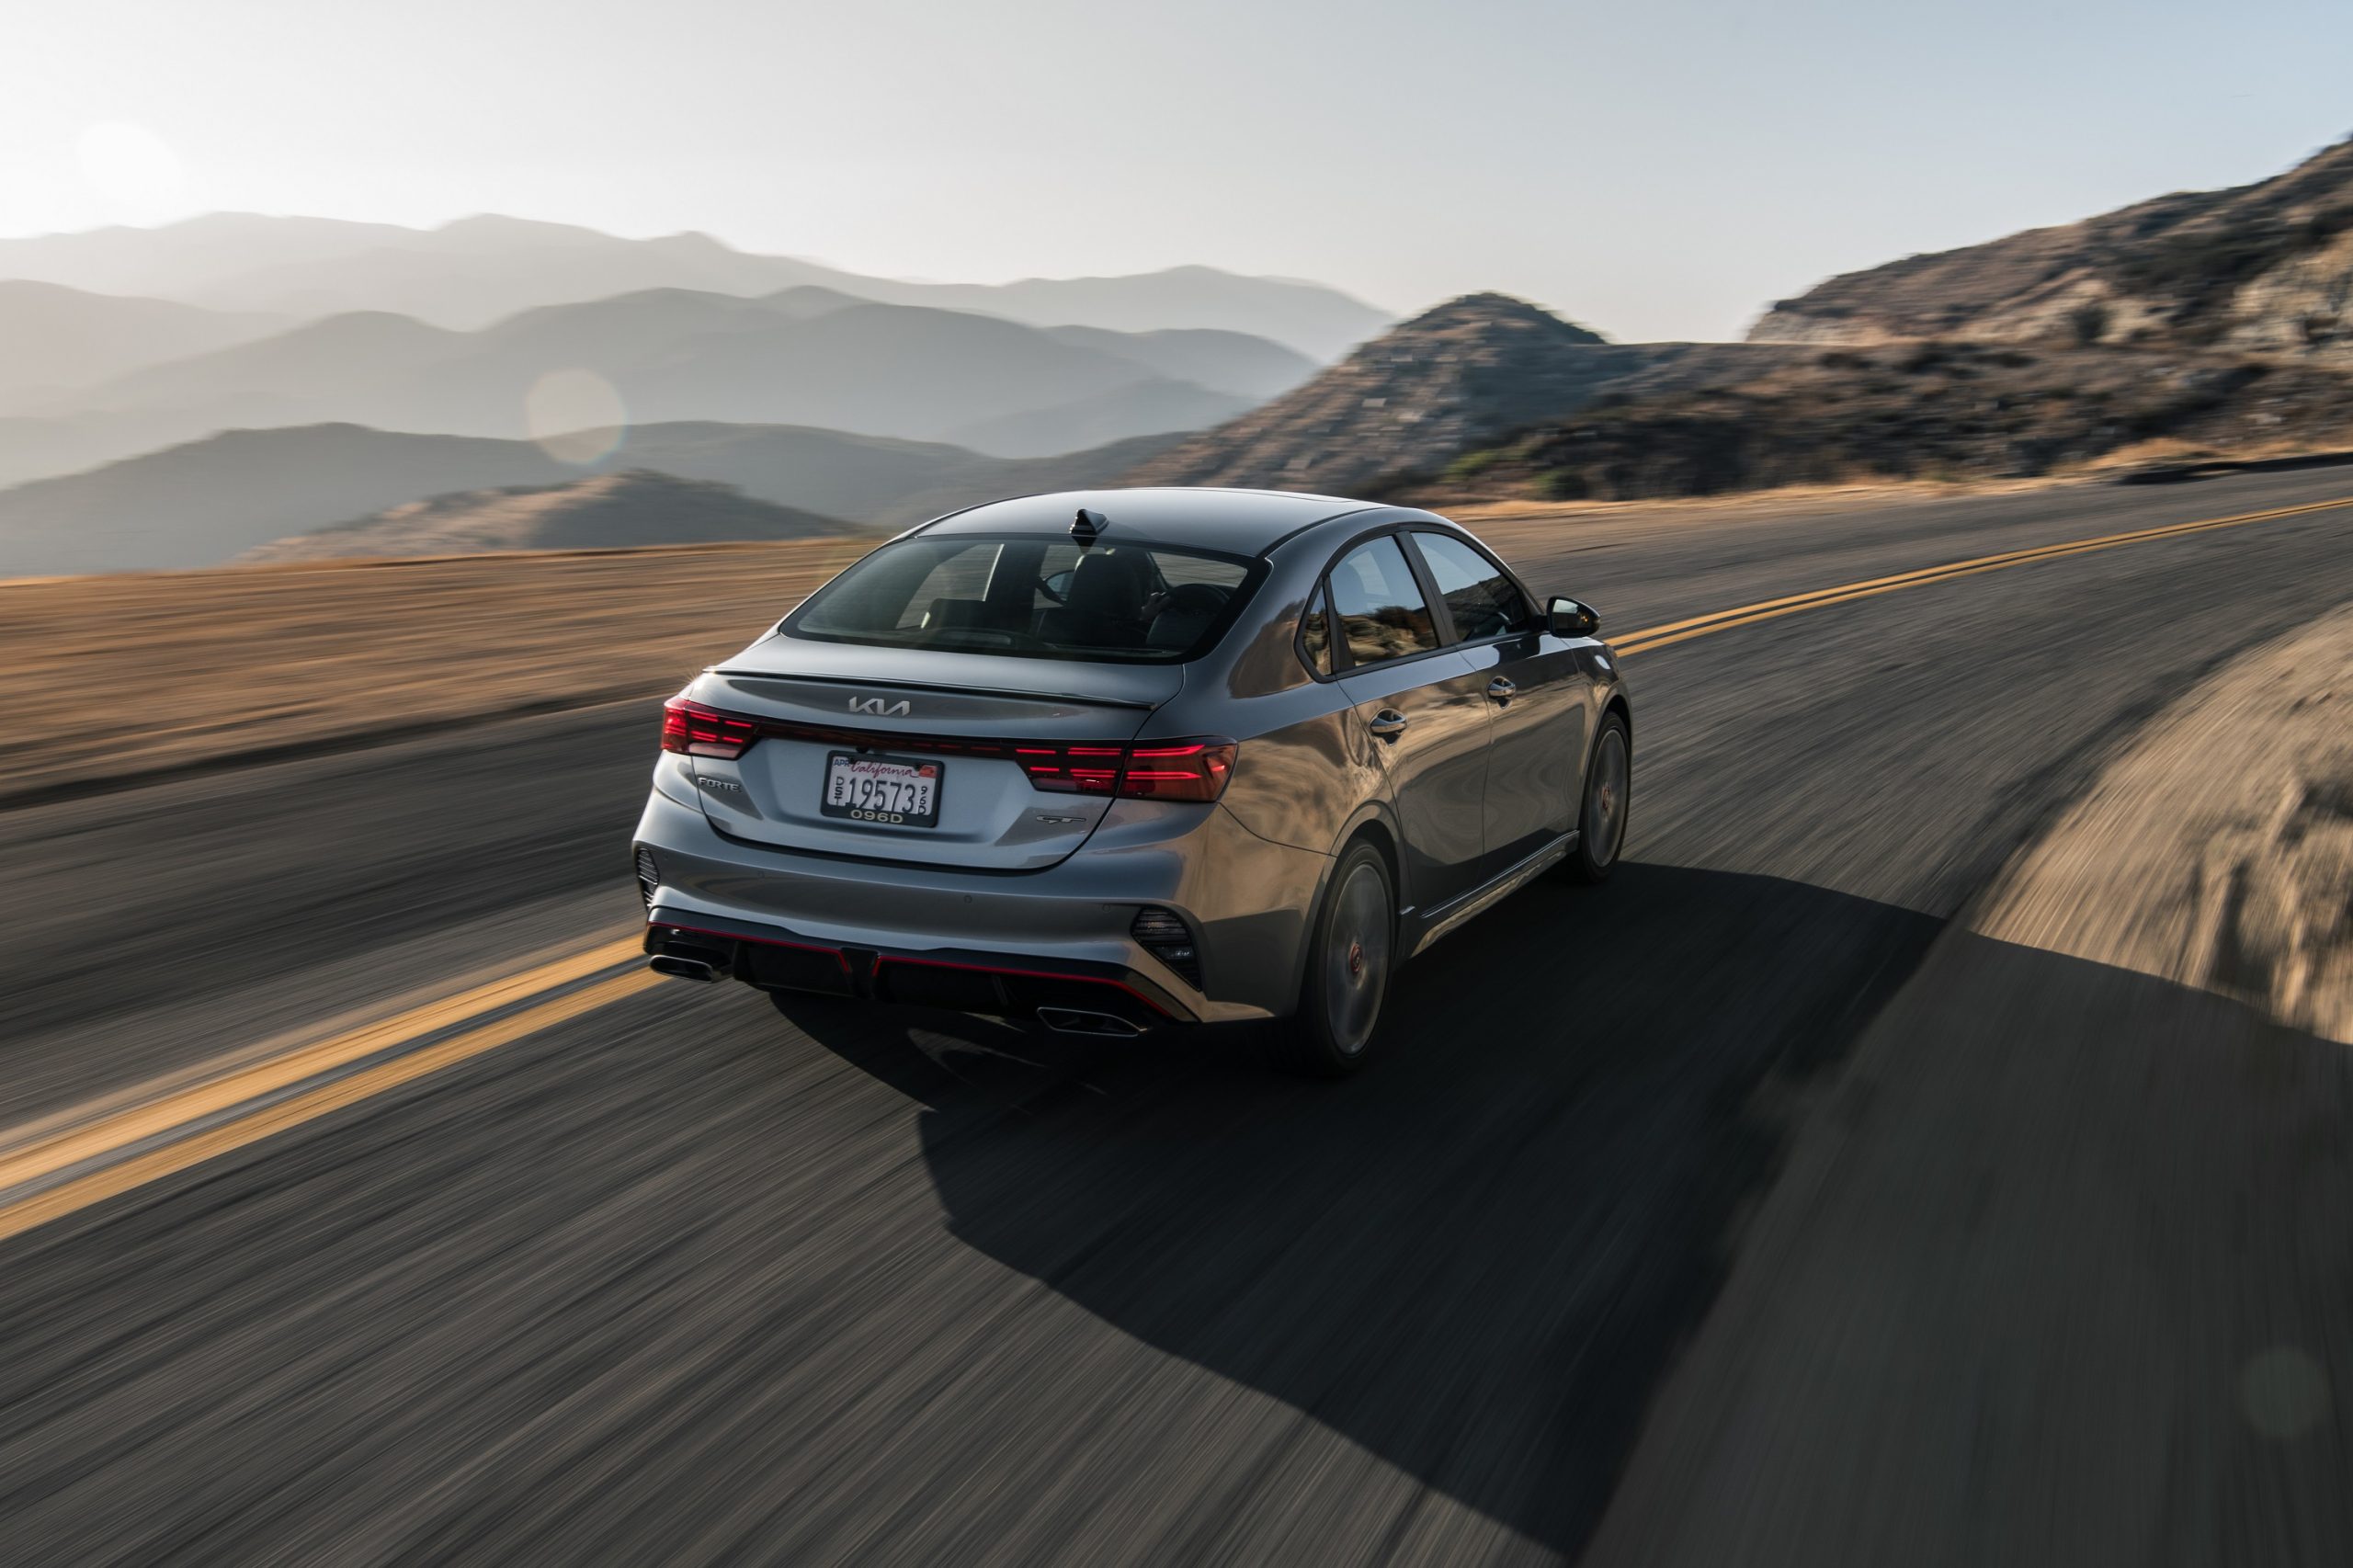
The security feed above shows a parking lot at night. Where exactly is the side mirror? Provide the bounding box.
[1548,596,1600,638]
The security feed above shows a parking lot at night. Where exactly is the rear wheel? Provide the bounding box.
[1269,841,1394,1075]
[1561,713,1631,884]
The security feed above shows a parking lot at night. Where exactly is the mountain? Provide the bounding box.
[237,470,847,563]
[833,266,1389,361]
[6,289,1297,485]
[0,421,1184,578]
[0,213,421,300]
[0,282,286,407]
[1128,293,1785,493]
[944,379,1253,459]
[1040,325,1317,401]
[1751,135,2353,364]
[1410,341,2353,503]
[0,213,1392,358]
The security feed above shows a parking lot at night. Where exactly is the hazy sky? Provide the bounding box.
[5,0,2347,341]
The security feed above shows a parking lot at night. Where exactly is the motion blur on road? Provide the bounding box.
[8,4,2353,1564]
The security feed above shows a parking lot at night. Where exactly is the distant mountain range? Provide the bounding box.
[0,279,1323,486]
[22,139,2347,571]
[237,469,846,564]
[0,212,1391,358]
[0,211,1392,574]
[0,421,1181,578]
[0,281,289,407]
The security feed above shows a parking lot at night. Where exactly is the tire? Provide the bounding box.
[1268,840,1395,1075]
[1561,712,1631,884]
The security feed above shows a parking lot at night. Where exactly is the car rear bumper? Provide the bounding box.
[642,906,1191,1032]
[631,782,1328,1023]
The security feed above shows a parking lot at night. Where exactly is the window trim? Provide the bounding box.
[1297,580,1336,679]
[1299,525,1458,681]
[1401,528,1542,649]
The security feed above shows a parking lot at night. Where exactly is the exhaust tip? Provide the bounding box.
[649,954,725,983]
[1036,1006,1144,1038]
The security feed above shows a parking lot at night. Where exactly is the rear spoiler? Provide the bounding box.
[710,669,1166,710]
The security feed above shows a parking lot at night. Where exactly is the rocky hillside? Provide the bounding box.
[1128,293,1802,494]
[1415,341,2353,504]
[238,470,847,563]
[1752,136,2353,364]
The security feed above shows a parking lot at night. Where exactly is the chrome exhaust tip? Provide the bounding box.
[1036,1006,1144,1038]
[648,953,725,983]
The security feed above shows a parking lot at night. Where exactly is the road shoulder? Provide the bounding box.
[1586,603,2353,1568]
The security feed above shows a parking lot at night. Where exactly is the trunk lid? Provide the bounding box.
[683,635,1182,870]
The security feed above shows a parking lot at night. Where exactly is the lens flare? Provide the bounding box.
[525,369,628,463]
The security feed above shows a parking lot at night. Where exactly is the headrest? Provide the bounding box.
[1063,549,1150,617]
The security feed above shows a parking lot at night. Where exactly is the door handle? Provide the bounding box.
[1486,676,1518,702]
[1368,709,1409,740]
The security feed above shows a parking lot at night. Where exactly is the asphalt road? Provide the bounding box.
[4,469,2352,1564]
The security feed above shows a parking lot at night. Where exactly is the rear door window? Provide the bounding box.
[1413,532,1530,641]
[1326,537,1438,665]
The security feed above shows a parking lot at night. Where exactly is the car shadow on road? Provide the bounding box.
[781,860,1943,1557]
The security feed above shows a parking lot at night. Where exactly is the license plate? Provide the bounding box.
[821,752,941,828]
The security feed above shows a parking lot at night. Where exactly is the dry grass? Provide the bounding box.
[0,538,878,806]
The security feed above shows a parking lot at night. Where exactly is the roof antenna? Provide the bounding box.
[1071,507,1106,544]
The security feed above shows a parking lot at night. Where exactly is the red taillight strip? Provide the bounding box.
[877,954,1171,1016]
[653,921,852,973]
[663,697,1235,802]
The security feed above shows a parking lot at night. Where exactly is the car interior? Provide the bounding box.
[899,540,1244,655]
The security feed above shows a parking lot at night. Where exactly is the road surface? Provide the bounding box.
[3,470,2350,1564]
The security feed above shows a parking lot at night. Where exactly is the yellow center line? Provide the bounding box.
[0,936,641,1195]
[0,966,663,1244]
[1612,494,2353,654]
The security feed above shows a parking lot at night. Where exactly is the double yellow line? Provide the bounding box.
[1,489,2346,1243]
[0,938,656,1242]
[1612,494,2353,654]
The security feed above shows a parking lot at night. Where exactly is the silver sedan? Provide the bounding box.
[632,487,1630,1073]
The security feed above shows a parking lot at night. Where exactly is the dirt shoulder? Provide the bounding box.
[1586,603,2353,1567]
[0,538,875,808]
[1973,609,2353,1041]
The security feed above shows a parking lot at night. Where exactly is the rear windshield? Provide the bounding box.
[785,535,1257,663]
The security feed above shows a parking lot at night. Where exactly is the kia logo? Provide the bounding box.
[847,697,911,717]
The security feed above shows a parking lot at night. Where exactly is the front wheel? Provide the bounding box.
[1268,841,1394,1076]
[1560,713,1631,884]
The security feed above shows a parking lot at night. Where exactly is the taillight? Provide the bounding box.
[661,697,759,759]
[1023,738,1237,802]
[1117,740,1238,801]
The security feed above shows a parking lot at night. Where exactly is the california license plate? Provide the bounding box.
[821,752,941,828]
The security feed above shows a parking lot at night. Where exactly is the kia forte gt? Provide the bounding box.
[632,487,1630,1073]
